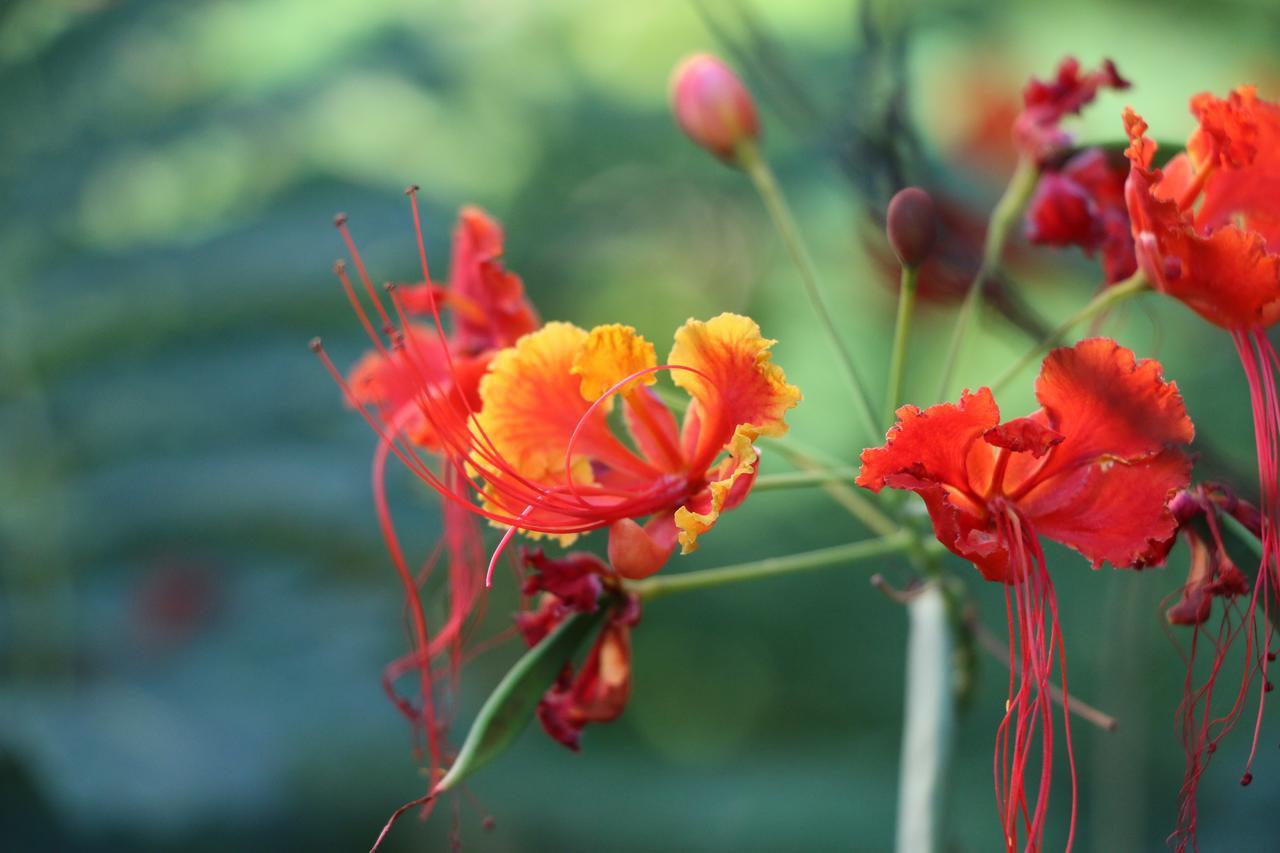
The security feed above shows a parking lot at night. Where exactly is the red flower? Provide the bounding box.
[1015,57,1129,163]
[517,550,641,750]
[316,196,540,787]
[1125,87,1280,803]
[1026,147,1137,284]
[858,338,1193,851]
[1123,90,1280,331]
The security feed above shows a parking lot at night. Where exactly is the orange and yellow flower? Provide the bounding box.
[469,313,801,578]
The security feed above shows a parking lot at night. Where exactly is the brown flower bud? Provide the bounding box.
[670,53,760,164]
[886,187,938,269]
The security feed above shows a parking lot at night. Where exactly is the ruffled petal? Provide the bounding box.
[571,323,657,402]
[668,313,801,468]
[1124,106,1280,330]
[1030,338,1194,482]
[673,425,761,553]
[857,387,1001,499]
[1192,87,1280,250]
[472,323,655,531]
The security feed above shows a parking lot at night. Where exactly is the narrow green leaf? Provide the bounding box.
[435,607,606,793]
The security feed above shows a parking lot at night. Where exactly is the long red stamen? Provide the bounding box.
[993,508,1077,853]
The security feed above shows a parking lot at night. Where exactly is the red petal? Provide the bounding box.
[984,416,1064,458]
[1027,448,1192,568]
[447,206,540,352]
[857,387,1000,499]
[1031,338,1193,480]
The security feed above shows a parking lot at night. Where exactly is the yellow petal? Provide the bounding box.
[571,323,657,402]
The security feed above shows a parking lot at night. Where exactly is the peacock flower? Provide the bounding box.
[516,549,641,750]
[470,314,801,579]
[1124,86,1280,804]
[858,337,1193,852]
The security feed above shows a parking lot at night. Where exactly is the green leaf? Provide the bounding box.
[435,607,606,793]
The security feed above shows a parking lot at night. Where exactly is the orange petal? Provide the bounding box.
[571,323,657,402]
[608,514,678,579]
[667,313,801,467]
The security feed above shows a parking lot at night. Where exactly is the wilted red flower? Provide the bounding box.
[858,337,1193,852]
[1015,57,1129,163]
[1125,87,1280,799]
[517,549,641,750]
[316,195,540,785]
[1026,146,1137,284]
[1149,484,1262,852]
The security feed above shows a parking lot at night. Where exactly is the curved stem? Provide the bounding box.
[934,157,1040,400]
[885,264,920,429]
[629,532,916,601]
[759,436,898,536]
[738,141,880,446]
[989,272,1149,393]
[753,467,858,491]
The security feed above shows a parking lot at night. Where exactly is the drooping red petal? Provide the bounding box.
[522,548,609,612]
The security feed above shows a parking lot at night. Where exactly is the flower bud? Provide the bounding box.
[885,187,938,269]
[670,53,760,164]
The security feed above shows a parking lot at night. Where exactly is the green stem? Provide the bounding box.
[629,532,915,601]
[894,582,954,853]
[738,141,881,446]
[753,467,857,491]
[989,272,1149,393]
[759,436,898,536]
[885,264,919,430]
[934,157,1040,400]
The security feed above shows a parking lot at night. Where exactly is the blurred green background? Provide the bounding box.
[3,0,1280,850]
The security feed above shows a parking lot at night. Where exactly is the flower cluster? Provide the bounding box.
[319,48,1280,853]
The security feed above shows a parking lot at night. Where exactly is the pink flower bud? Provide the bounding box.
[670,53,760,163]
[885,187,938,268]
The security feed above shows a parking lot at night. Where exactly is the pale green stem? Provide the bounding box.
[753,467,857,491]
[895,583,954,853]
[630,532,915,601]
[934,157,1040,400]
[989,272,1149,393]
[884,264,920,430]
[737,140,881,446]
[759,436,898,536]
